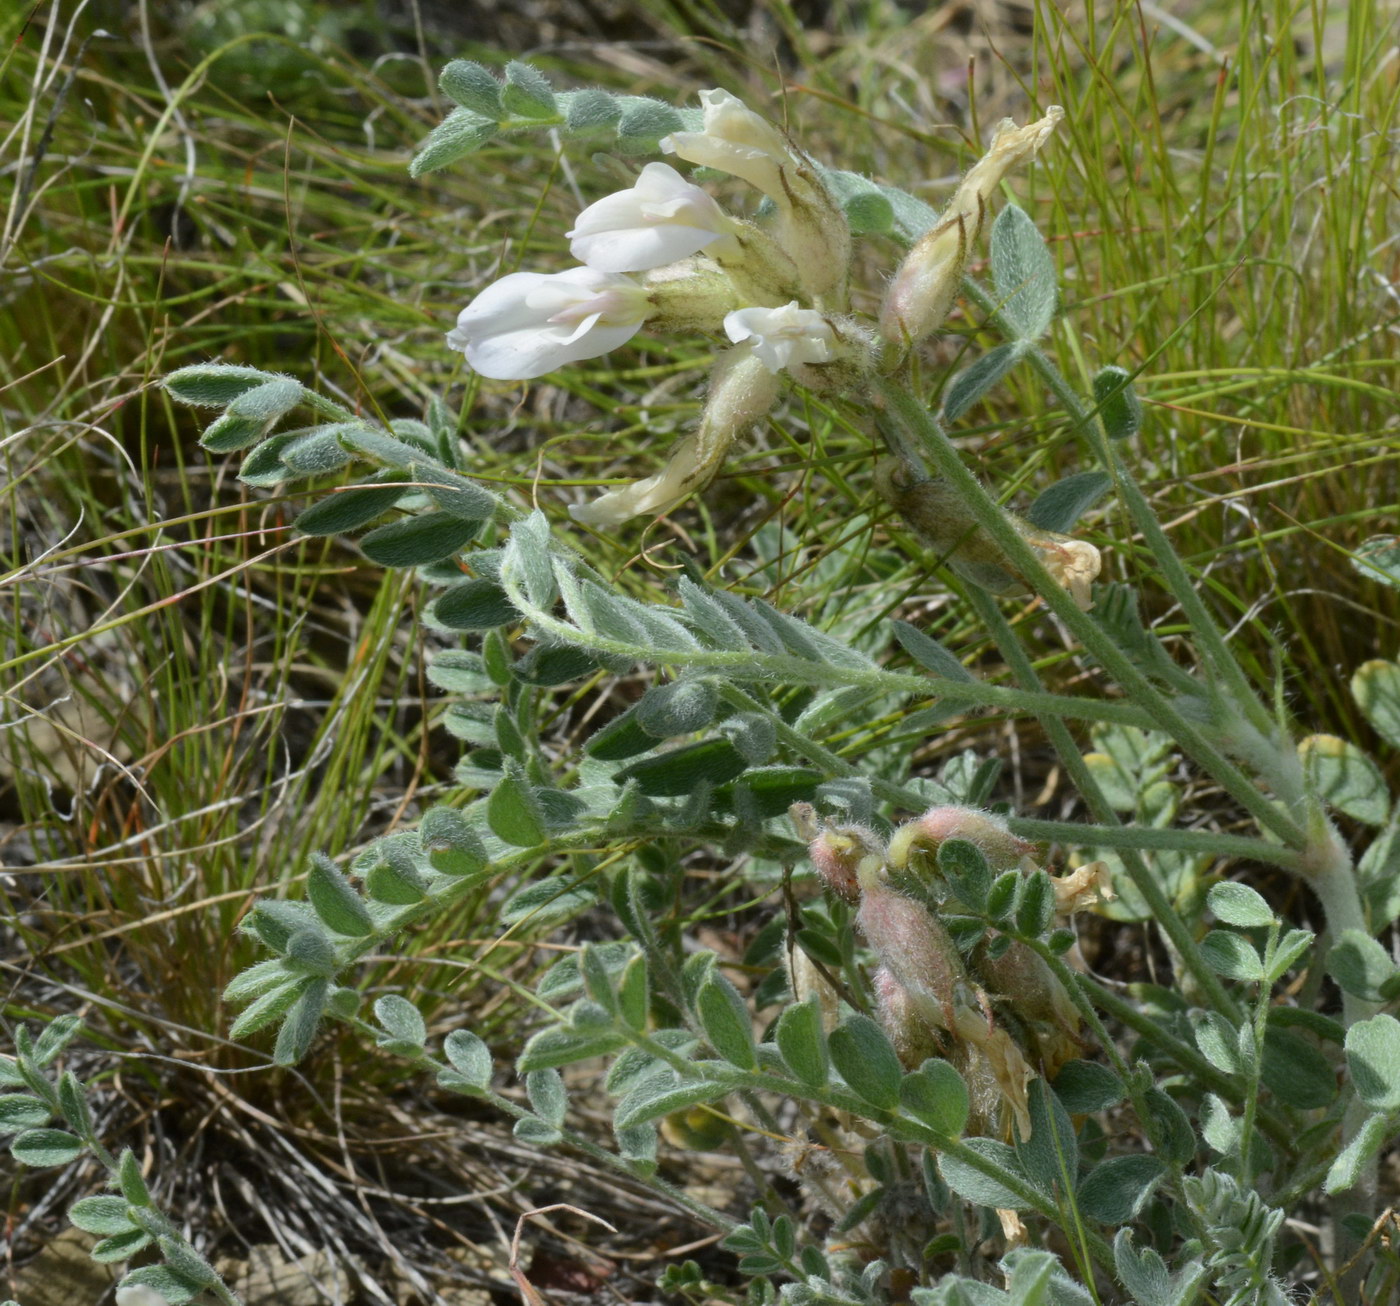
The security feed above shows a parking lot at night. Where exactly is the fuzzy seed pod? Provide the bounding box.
[888,805,1036,876]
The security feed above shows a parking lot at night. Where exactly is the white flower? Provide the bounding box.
[117,1286,172,1306]
[879,106,1063,348]
[661,89,794,201]
[447,267,650,380]
[724,303,836,373]
[567,163,737,273]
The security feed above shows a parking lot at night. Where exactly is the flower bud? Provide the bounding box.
[979,940,1079,1042]
[642,258,739,333]
[879,107,1063,350]
[888,805,1035,876]
[857,884,968,1031]
[789,801,884,904]
[569,346,779,527]
[877,458,1101,612]
[662,89,851,305]
[787,945,841,1032]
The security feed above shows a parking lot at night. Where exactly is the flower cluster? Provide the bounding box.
[447,88,1063,529]
[447,89,870,526]
[790,801,1111,1136]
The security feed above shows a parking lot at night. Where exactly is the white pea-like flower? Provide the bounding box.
[567,163,738,273]
[660,89,795,201]
[723,302,836,374]
[447,267,650,380]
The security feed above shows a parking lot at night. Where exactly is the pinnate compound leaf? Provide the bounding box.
[829,1014,902,1110]
[990,203,1058,339]
[1300,733,1390,825]
[1077,1154,1166,1224]
[1347,1013,1400,1111]
[1326,1112,1391,1194]
[1352,659,1400,749]
[1025,471,1111,534]
[10,1127,83,1167]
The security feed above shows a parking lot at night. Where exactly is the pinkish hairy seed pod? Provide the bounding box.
[888,805,1036,875]
[858,885,967,1030]
[873,966,942,1068]
[791,802,885,904]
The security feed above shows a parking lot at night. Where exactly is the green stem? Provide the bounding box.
[717,684,1301,873]
[961,274,1276,738]
[962,586,1242,1021]
[877,378,1304,852]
